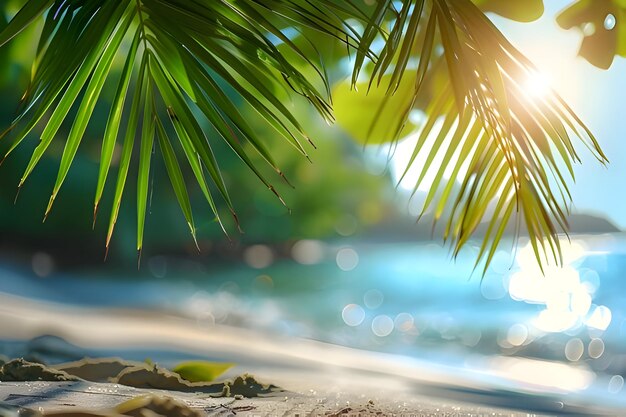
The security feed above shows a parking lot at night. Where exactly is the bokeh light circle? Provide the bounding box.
[342,304,365,327]
[372,315,394,337]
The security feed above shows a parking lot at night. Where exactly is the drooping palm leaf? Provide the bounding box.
[0,0,609,274]
[338,0,607,274]
[0,0,366,255]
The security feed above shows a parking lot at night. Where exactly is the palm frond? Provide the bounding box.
[0,0,367,255]
[340,0,607,274]
[0,0,609,274]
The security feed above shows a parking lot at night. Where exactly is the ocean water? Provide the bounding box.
[1,233,625,413]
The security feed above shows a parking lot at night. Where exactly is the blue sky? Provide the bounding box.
[492,1,626,228]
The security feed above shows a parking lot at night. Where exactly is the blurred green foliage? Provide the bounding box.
[0,6,399,263]
[473,0,544,22]
[557,0,626,69]
[0,0,614,271]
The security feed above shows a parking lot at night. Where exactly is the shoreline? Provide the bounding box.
[0,293,624,416]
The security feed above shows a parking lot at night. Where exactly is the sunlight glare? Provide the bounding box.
[586,305,612,331]
[524,70,552,98]
[508,239,611,335]
[486,356,595,391]
[495,8,590,119]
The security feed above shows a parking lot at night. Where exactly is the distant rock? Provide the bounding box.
[362,210,620,242]
[566,213,621,234]
[471,212,621,238]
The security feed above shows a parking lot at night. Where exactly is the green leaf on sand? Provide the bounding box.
[172,361,234,383]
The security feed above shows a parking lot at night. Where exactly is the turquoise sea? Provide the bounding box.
[1,233,625,414]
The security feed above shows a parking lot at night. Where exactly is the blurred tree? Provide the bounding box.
[0,1,611,271]
[557,0,626,69]
[0,4,397,263]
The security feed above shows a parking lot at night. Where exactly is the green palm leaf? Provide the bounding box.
[0,0,356,255]
[337,0,607,274]
[0,0,608,274]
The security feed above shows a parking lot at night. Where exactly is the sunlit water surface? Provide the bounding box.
[1,233,625,412]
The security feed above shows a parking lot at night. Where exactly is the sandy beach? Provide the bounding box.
[1,292,623,416]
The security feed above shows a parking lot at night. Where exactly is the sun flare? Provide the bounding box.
[524,71,552,98]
